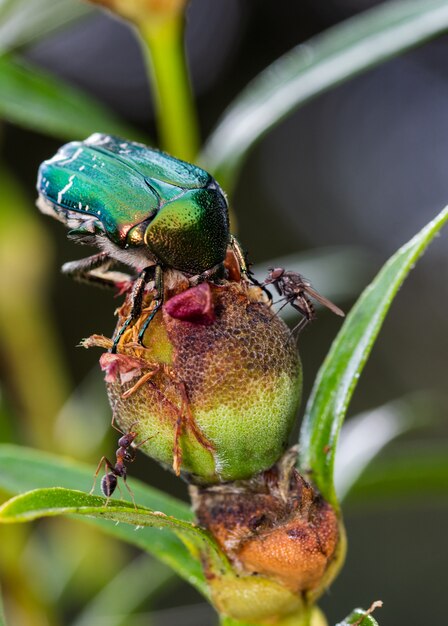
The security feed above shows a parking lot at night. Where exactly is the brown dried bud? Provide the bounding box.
[191,449,345,599]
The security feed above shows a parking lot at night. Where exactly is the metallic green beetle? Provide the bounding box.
[36,133,245,351]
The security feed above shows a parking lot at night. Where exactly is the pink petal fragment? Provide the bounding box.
[164,283,215,325]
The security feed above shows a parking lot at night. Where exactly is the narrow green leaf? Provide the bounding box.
[299,206,448,509]
[201,0,448,192]
[0,487,230,589]
[0,487,213,552]
[0,0,92,54]
[0,487,191,528]
[0,444,190,519]
[335,392,441,501]
[0,54,140,140]
[336,603,381,626]
[0,445,209,595]
[345,442,448,505]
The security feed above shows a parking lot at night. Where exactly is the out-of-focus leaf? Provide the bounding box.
[71,554,174,626]
[336,602,382,625]
[335,393,442,501]
[0,0,92,54]
[299,206,448,510]
[0,387,16,444]
[201,0,448,193]
[0,55,140,140]
[0,166,70,450]
[0,445,208,595]
[0,583,5,626]
[54,368,112,459]
[0,488,230,593]
[345,442,448,504]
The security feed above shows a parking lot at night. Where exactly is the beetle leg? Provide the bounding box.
[230,235,273,302]
[229,235,249,275]
[111,266,155,353]
[136,265,164,346]
[62,253,132,290]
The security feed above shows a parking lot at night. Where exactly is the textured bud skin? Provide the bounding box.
[192,452,345,599]
[94,277,302,483]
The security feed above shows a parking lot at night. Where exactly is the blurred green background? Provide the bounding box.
[0,1,447,625]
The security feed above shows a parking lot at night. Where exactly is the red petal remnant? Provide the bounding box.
[99,353,145,384]
[164,283,215,324]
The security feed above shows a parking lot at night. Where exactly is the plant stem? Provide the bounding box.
[139,14,200,161]
[219,605,326,626]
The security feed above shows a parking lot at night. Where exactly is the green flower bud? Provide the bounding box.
[85,275,302,483]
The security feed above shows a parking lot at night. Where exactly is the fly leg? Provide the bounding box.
[289,297,316,336]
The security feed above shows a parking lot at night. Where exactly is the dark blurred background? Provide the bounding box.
[1,0,447,624]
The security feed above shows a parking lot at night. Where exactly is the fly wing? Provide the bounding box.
[304,285,345,317]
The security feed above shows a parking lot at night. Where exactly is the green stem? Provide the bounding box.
[139,14,200,161]
[219,605,326,626]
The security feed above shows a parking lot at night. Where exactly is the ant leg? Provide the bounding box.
[111,266,155,353]
[137,265,164,346]
[90,456,114,495]
[122,476,137,510]
[179,382,215,453]
[172,413,184,477]
[134,433,156,450]
[110,412,126,436]
[171,381,214,474]
[121,366,161,399]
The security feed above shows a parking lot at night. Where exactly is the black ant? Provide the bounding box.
[264,267,345,333]
[90,420,152,507]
